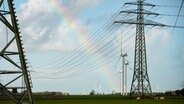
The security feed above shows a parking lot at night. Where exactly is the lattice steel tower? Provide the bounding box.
[130,0,152,97]
[114,0,167,97]
[0,0,34,104]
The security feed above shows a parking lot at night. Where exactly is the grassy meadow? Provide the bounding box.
[0,95,184,104]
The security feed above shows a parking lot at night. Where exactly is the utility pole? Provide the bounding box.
[0,0,34,104]
[114,0,168,97]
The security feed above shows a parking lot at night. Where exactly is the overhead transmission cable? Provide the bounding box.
[75,26,163,78]
[155,4,184,8]
[48,16,121,70]
[46,17,137,73]
[50,27,135,75]
[33,26,162,79]
[35,27,157,79]
[33,1,183,79]
[36,26,136,77]
[40,12,129,72]
[34,11,141,78]
[36,5,125,69]
[46,25,120,72]
[171,0,184,34]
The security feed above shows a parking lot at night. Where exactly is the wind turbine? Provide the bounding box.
[115,36,127,96]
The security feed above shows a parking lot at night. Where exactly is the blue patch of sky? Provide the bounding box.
[14,0,27,10]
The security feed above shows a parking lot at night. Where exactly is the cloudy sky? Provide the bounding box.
[0,0,184,94]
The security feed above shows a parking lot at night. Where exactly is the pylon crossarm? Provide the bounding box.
[114,18,166,27]
[120,9,159,16]
[124,1,156,7]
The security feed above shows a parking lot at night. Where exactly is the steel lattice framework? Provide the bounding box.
[130,0,152,97]
[114,0,168,97]
[0,0,34,104]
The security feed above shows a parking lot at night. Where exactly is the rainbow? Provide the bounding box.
[48,0,89,46]
[46,0,120,92]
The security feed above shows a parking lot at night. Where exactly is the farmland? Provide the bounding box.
[0,95,184,104]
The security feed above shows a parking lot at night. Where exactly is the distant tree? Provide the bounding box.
[51,92,56,96]
[89,90,95,96]
[165,91,172,95]
[174,88,184,96]
[175,90,181,95]
[181,88,184,96]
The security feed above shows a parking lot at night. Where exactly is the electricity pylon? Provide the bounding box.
[0,0,34,104]
[114,0,167,97]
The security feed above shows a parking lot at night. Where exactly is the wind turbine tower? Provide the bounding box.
[119,36,127,96]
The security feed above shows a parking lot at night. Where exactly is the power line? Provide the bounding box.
[35,2,178,74]
[156,4,184,8]
[36,6,125,69]
[33,1,184,81]
[160,14,184,17]
[172,0,184,34]
[43,25,119,73]
[41,21,137,75]
[46,26,122,74]
[42,22,128,73]
[33,26,160,79]
[34,27,137,78]
[52,26,134,71]
[34,18,161,79]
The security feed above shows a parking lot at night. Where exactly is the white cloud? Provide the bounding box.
[61,0,100,13]
[17,0,101,52]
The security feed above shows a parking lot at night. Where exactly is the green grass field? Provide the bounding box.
[1,99,184,104]
[0,96,184,104]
